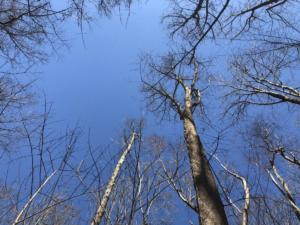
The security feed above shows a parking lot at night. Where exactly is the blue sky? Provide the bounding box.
[36,1,173,144]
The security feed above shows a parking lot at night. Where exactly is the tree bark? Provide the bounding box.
[13,171,57,225]
[183,87,228,225]
[91,133,136,225]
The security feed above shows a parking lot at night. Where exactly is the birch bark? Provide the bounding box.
[91,133,136,225]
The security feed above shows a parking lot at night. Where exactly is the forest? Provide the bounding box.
[0,1,299,225]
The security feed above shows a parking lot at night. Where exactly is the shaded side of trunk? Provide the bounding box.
[91,133,136,225]
[183,87,228,225]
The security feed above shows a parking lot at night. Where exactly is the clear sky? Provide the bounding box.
[37,1,173,144]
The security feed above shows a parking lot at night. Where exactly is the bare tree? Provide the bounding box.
[161,0,299,64]
[2,1,300,225]
[213,156,250,225]
[0,103,84,225]
[246,119,300,221]
[0,0,69,68]
[141,53,229,225]
[99,134,174,225]
[158,131,254,225]
[0,0,135,70]
[0,75,34,150]
[91,132,137,225]
[223,48,300,116]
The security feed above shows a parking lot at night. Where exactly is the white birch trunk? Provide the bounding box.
[91,133,136,225]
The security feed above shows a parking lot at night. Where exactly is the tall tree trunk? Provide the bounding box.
[183,87,228,225]
[91,133,136,225]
